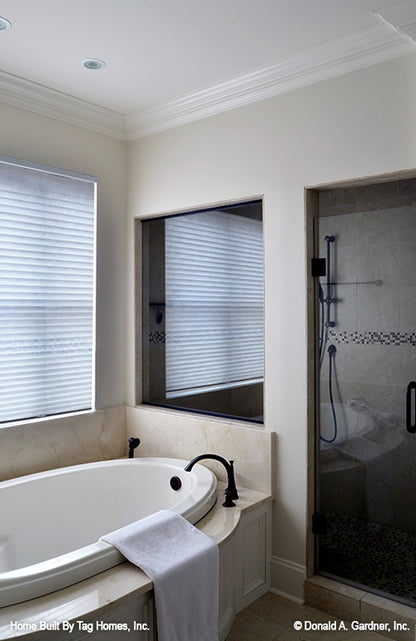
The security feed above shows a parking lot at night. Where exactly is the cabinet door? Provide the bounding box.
[69,594,155,641]
[234,504,272,612]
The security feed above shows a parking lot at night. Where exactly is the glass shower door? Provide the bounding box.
[315,179,416,606]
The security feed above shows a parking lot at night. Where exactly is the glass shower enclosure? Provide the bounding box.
[314,178,416,606]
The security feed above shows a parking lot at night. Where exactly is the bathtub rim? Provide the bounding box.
[0,457,217,609]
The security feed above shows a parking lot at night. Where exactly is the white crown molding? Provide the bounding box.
[0,21,414,141]
[126,22,415,139]
[0,70,127,139]
[374,0,416,42]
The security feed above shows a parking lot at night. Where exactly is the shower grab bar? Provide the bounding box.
[406,381,416,433]
[330,279,383,286]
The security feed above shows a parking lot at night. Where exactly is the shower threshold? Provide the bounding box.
[305,573,416,640]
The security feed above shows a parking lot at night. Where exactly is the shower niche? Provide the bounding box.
[308,176,416,607]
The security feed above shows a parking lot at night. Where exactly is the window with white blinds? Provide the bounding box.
[165,208,264,398]
[0,157,96,424]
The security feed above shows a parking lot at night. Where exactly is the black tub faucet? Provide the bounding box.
[184,454,239,507]
[128,437,141,458]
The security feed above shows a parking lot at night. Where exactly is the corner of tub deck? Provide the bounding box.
[195,482,273,546]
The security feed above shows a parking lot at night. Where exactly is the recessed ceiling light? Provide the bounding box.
[0,16,11,31]
[82,58,106,70]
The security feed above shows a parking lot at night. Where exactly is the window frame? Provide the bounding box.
[139,199,264,424]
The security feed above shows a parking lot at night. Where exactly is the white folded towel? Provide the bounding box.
[101,509,219,641]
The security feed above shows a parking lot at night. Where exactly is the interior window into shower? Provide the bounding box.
[139,200,264,423]
[312,177,416,607]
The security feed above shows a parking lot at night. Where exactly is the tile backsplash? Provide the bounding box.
[0,406,126,481]
[126,404,274,495]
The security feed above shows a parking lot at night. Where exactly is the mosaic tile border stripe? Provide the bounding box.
[150,329,416,345]
[149,331,165,344]
[328,330,416,346]
[149,329,264,344]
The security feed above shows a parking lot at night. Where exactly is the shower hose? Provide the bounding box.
[320,344,338,444]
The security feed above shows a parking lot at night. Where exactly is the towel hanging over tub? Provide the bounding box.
[101,509,219,641]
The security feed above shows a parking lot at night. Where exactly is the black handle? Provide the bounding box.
[406,382,416,433]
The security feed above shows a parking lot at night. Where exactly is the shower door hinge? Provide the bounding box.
[311,258,326,278]
[312,512,327,535]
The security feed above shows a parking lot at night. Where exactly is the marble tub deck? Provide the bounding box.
[0,483,272,641]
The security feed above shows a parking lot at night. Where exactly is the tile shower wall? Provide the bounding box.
[318,178,416,531]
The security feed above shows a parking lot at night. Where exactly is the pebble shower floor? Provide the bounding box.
[320,512,416,606]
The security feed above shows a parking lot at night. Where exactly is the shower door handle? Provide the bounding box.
[406,382,416,433]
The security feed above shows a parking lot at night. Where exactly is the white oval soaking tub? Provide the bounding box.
[0,457,217,608]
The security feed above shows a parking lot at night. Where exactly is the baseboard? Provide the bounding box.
[270,555,306,604]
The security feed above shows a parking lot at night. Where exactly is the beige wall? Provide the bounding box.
[0,102,127,478]
[126,52,416,598]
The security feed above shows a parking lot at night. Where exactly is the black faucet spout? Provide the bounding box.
[184,453,239,507]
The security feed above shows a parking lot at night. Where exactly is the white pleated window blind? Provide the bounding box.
[165,209,264,398]
[0,158,96,423]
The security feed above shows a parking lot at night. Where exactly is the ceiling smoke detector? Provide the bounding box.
[0,16,11,31]
[82,58,106,70]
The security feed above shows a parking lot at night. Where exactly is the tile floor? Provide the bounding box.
[226,592,405,641]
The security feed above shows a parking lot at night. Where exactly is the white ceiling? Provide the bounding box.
[0,0,415,139]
